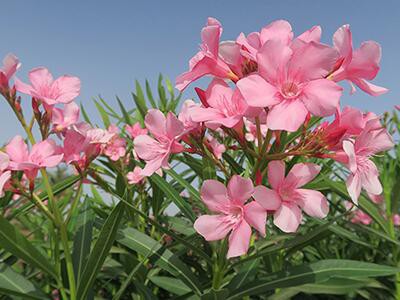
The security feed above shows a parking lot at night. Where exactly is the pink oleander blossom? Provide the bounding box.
[125,122,148,139]
[190,79,248,130]
[176,17,238,91]
[253,161,329,233]
[0,151,11,197]
[331,24,387,96]
[52,102,80,132]
[0,53,20,90]
[335,120,394,203]
[127,166,145,184]
[178,99,201,133]
[194,175,266,258]
[104,137,126,161]
[207,136,226,159]
[393,214,400,226]
[237,37,342,131]
[134,109,185,176]
[15,67,81,105]
[6,136,63,180]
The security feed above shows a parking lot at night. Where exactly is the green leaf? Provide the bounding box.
[228,260,400,299]
[132,80,148,120]
[145,79,157,108]
[0,215,57,280]
[116,96,133,125]
[77,201,125,299]
[72,198,95,282]
[94,100,111,128]
[80,103,92,125]
[116,227,202,295]
[0,264,47,299]
[202,151,216,180]
[165,169,202,205]
[149,276,191,296]
[149,174,196,222]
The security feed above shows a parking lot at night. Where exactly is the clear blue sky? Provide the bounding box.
[0,0,399,141]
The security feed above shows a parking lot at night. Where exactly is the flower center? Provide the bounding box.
[281,82,300,99]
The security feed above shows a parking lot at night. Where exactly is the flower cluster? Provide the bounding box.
[0,18,395,259]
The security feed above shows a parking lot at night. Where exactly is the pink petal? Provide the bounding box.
[301,79,342,117]
[0,151,10,171]
[6,135,29,163]
[257,39,293,83]
[28,67,53,90]
[0,171,11,197]
[273,203,302,233]
[244,201,267,236]
[227,220,251,258]
[141,155,166,177]
[144,109,166,139]
[348,41,381,80]
[53,76,81,104]
[200,179,230,213]
[165,112,184,139]
[346,173,362,204]
[285,163,321,188]
[260,20,293,45]
[194,215,232,241]
[14,77,33,95]
[360,161,382,195]
[289,41,338,81]
[266,99,308,132]
[42,154,64,168]
[190,107,225,124]
[333,24,352,67]
[267,160,286,189]
[295,189,329,218]
[134,135,165,161]
[351,78,388,96]
[343,140,357,173]
[297,25,322,43]
[236,74,279,107]
[227,175,254,204]
[201,18,222,57]
[253,185,281,210]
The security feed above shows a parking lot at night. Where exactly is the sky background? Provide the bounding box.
[0,0,399,142]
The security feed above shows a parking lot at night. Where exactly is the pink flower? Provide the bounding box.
[0,53,20,91]
[194,175,266,258]
[176,18,238,91]
[178,99,201,133]
[352,210,373,225]
[125,122,148,139]
[15,67,81,105]
[207,136,226,159]
[6,136,63,180]
[337,120,393,204]
[134,109,185,176]
[0,151,11,197]
[393,214,400,226]
[244,117,268,145]
[52,102,80,132]
[253,161,328,233]
[237,38,342,131]
[190,79,248,130]
[104,137,126,161]
[331,25,387,96]
[127,166,145,184]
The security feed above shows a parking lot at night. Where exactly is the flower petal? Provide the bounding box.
[295,189,329,218]
[267,160,286,190]
[273,203,302,233]
[244,201,267,236]
[267,99,308,132]
[253,185,282,210]
[237,74,279,108]
[200,179,230,213]
[194,215,232,241]
[285,163,321,188]
[227,220,251,258]
[227,175,254,204]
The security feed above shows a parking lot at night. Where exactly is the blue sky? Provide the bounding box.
[0,0,399,141]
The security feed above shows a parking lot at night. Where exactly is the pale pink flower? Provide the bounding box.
[176,18,238,91]
[134,109,185,176]
[104,137,126,161]
[0,151,11,197]
[86,128,115,144]
[15,67,81,105]
[352,210,373,225]
[237,20,321,61]
[336,120,393,204]
[125,122,148,139]
[0,53,20,90]
[207,136,226,159]
[237,38,342,131]
[194,175,266,258]
[178,99,201,133]
[253,161,328,233]
[127,166,145,184]
[393,214,400,226]
[244,118,268,145]
[6,136,63,180]
[52,102,80,132]
[331,25,387,96]
[190,79,248,130]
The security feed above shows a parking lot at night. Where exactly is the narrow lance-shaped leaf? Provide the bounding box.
[77,201,125,299]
